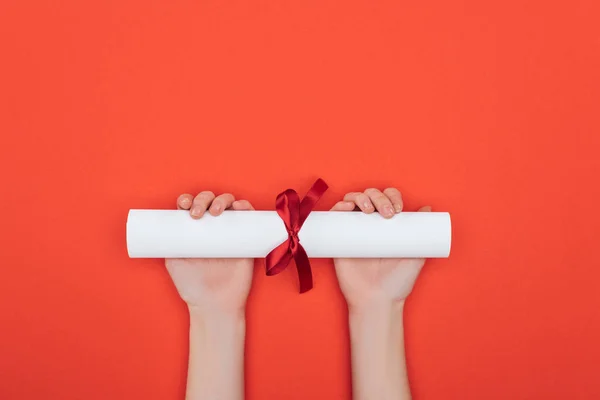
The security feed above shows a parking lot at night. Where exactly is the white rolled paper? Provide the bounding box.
[126,210,451,258]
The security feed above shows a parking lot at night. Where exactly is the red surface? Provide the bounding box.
[1,1,599,399]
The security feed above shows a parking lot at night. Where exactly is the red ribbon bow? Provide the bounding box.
[265,178,328,293]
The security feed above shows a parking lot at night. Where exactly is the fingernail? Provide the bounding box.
[181,198,190,207]
[363,201,372,210]
[213,204,221,213]
[190,207,201,217]
[384,205,394,217]
[394,204,402,213]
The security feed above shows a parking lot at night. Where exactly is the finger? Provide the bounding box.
[190,191,215,219]
[177,194,194,210]
[364,188,394,218]
[209,193,235,216]
[343,192,374,213]
[330,201,356,211]
[231,199,255,211]
[418,205,432,212]
[383,188,403,213]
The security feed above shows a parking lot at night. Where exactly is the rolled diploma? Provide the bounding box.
[127,210,451,258]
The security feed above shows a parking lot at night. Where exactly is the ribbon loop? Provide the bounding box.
[265,178,328,293]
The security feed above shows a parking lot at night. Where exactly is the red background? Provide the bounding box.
[1,1,599,399]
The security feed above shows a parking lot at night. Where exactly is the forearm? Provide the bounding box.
[349,301,410,400]
[186,307,246,400]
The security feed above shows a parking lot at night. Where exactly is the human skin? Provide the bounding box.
[331,187,431,400]
[165,187,430,400]
[165,191,254,400]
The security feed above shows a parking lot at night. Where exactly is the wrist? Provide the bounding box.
[186,305,246,400]
[349,298,405,321]
[349,301,404,349]
[188,305,246,339]
[188,304,245,322]
[348,299,409,400]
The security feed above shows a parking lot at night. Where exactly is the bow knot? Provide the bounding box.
[265,178,328,293]
[287,228,298,239]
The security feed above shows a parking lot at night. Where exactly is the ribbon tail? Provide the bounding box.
[298,178,328,225]
[265,240,294,276]
[293,244,313,293]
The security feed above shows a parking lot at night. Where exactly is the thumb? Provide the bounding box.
[418,205,432,212]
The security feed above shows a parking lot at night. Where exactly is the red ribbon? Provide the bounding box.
[265,178,328,293]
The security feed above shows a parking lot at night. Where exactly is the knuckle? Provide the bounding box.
[199,190,215,198]
[383,187,401,196]
[364,188,380,195]
[194,192,214,204]
[234,199,253,209]
[357,193,370,201]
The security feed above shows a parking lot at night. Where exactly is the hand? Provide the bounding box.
[331,188,431,311]
[165,191,255,315]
